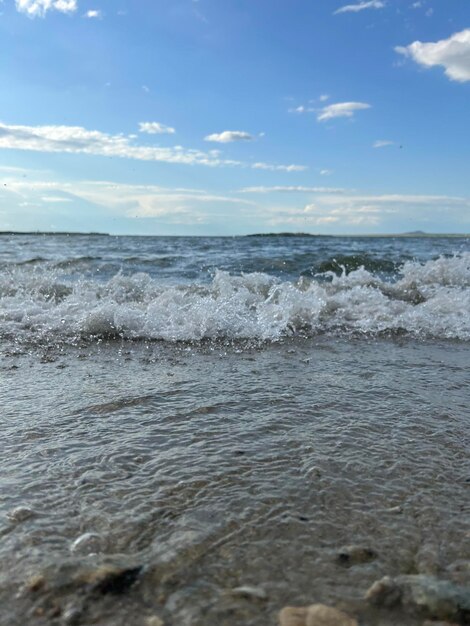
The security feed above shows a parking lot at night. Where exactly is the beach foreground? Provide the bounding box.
[1,337,469,625]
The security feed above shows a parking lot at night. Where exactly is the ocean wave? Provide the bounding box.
[315,253,399,275]
[0,254,469,344]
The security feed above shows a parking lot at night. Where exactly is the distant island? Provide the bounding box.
[245,231,468,238]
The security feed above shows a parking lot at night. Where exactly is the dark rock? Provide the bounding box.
[92,566,142,595]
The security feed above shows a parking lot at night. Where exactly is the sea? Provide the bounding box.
[1,233,469,626]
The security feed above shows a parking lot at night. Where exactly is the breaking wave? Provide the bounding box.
[0,254,469,344]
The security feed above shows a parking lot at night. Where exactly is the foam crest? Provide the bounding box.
[0,254,469,344]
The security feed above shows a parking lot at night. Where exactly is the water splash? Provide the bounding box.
[0,254,469,344]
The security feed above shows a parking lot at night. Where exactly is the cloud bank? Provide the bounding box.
[1,176,255,224]
[266,193,470,228]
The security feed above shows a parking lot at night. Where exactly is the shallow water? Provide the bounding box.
[1,337,469,625]
[1,234,469,625]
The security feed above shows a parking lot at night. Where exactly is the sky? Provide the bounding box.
[0,0,469,235]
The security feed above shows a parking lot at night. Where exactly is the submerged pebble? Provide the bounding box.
[279,606,308,626]
[365,575,470,623]
[24,574,46,593]
[336,545,377,566]
[386,505,404,514]
[422,621,461,626]
[231,585,268,600]
[145,616,164,626]
[279,603,358,626]
[61,605,82,625]
[70,532,105,555]
[7,506,35,522]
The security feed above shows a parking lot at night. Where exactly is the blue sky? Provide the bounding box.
[0,0,469,235]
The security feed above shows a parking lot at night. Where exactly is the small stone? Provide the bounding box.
[231,585,268,600]
[387,505,404,514]
[306,604,358,626]
[336,545,377,565]
[70,532,104,555]
[7,506,35,522]
[416,544,441,575]
[145,617,164,626]
[49,603,62,618]
[279,606,308,626]
[279,605,357,626]
[422,621,460,626]
[62,605,82,625]
[25,575,46,593]
[365,576,404,607]
[365,575,470,622]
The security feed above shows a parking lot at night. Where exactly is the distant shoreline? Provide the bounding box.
[0,230,468,238]
[0,231,109,237]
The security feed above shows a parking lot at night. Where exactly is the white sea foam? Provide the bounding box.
[0,254,469,344]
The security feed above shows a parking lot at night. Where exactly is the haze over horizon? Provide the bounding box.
[1,0,469,235]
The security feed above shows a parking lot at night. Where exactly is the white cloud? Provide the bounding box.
[0,122,235,167]
[0,165,37,174]
[84,9,102,18]
[41,195,73,202]
[396,29,470,82]
[240,186,346,194]
[204,131,254,143]
[0,122,304,172]
[15,0,77,17]
[139,122,176,135]
[288,105,315,114]
[251,162,307,172]
[320,169,333,176]
[373,140,395,148]
[317,102,371,121]
[334,1,385,15]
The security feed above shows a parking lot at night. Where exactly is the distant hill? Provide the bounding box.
[245,232,327,238]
